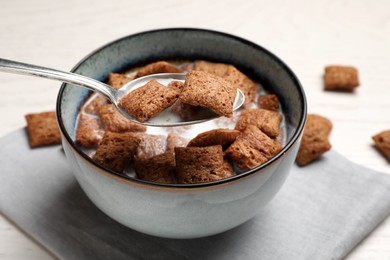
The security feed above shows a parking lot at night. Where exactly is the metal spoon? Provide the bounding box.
[0,58,245,127]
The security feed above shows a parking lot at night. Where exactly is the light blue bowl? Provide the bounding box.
[57,28,307,238]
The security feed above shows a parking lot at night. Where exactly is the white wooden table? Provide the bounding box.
[1,0,389,259]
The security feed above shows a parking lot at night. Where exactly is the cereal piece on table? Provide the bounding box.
[99,104,146,133]
[235,108,282,138]
[25,111,61,148]
[175,145,227,184]
[296,114,332,166]
[135,61,183,78]
[135,134,167,160]
[372,130,390,161]
[258,94,279,111]
[118,79,183,122]
[134,152,176,184]
[194,61,258,104]
[324,65,359,91]
[92,132,141,173]
[179,71,236,117]
[166,134,188,152]
[84,94,109,115]
[107,72,133,89]
[187,128,240,148]
[75,113,104,148]
[225,125,282,171]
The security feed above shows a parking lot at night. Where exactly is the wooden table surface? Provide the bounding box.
[1,0,389,259]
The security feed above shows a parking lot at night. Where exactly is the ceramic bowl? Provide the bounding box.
[56,28,307,239]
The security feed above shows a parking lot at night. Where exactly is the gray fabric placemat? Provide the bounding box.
[1,129,390,260]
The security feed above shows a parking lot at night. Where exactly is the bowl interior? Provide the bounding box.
[57,28,306,185]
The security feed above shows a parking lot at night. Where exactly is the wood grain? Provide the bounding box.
[0,0,389,259]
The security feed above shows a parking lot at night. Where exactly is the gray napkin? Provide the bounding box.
[1,129,390,260]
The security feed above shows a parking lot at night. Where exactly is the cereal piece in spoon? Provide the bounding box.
[179,71,236,117]
[119,79,183,123]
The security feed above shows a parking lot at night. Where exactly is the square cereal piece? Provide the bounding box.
[135,134,167,160]
[135,61,183,78]
[84,94,109,115]
[223,66,258,105]
[372,130,390,161]
[25,111,61,148]
[324,65,359,91]
[134,152,176,184]
[187,128,240,148]
[108,72,134,89]
[99,104,146,133]
[175,145,226,184]
[258,94,280,111]
[166,134,188,152]
[119,79,182,122]
[92,132,141,173]
[296,114,332,166]
[193,60,231,77]
[179,71,236,117]
[76,113,104,148]
[235,109,282,138]
[225,125,282,170]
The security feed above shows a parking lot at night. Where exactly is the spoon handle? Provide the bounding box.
[0,58,116,102]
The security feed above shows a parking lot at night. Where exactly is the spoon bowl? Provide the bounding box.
[0,58,245,127]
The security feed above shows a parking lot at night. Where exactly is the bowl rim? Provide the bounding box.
[56,27,307,189]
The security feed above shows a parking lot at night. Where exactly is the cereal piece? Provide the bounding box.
[222,159,235,178]
[107,72,133,89]
[372,130,390,161]
[135,61,182,78]
[99,104,146,133]
[324,65,359,91]
[119,79,182,122]
[179,71,236,117]
[25,111,61,148]
[235,109,282,138]
[92,132,141,173]
[187,128,240,148]
[166,134,188,152]
[134,152,176,184]
[296,114,332,166]
[84,94,109,115]
[75,114,104,148]
[175,145,226,184]
[135,134,167,160]
[194,61,258,104]
[225,125,282,170]
[171,100,201,119]
[258,94,279,111]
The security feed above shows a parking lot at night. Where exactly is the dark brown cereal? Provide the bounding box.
[135,61,183,79]
[135,134,167,161]
[296,114,332,166]
[166,133,188,152]
[222,159,235,178]
[134,152,176,184]
[92,132,141,173]
[118,79,183,122]
[225,125,282,170]
[324,65,359,91]
[194,61,258,104]
[187,128,240,148]
[25,111,61,148]
[258,94,280,111]
[175,145,226,184]
[99,104,146,133]
[84,94,109,115]
[179,71,236,117]
[75,113,104,148]
[171,100,201,119]
[107,72,134,90]
[235,108,282,138]
[372,130,390,161]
